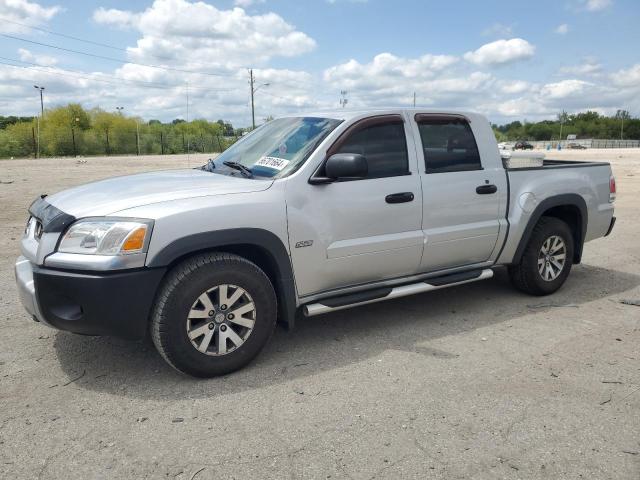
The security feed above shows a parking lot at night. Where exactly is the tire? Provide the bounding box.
[508,216,574,296]
[151,252,277,377]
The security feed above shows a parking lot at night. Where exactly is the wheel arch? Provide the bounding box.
[512,194,587,265]
[147,229,298,329]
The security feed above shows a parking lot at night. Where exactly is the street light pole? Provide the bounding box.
[33,85,44,116]
[116,106,124,115]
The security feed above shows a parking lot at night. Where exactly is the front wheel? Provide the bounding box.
[508,217,574,296]
[151,253,277,377]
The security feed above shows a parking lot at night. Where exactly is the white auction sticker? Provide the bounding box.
[255,156,290,171]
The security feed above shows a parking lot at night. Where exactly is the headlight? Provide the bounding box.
[58,219,153,255]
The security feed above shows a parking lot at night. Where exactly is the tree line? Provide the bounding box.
[1,105,639,159]
[0,103,244,159]
[492,110,640,142]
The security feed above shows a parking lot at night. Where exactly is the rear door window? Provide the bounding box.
[416,117,482,174]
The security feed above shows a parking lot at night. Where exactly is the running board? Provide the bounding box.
[303,268,494,317]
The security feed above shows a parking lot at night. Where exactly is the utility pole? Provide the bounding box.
[249,69,255,130]
[31,126,37,157]
[413,92,416,107]
[248,70,270,130]
[69,117,80,156]
[186,81,190,160]
[558,109,566,149]
[36,116,40,158]
[621,113,625,140]
[136,121,140,155]
[34,85,44,158]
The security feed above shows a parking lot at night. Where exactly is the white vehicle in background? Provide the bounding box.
[16,109,617,377]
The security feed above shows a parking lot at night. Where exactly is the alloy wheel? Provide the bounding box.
[186,284,256,356]
[538,235,567,282]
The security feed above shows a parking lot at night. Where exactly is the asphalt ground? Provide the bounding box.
[0,151,638,479]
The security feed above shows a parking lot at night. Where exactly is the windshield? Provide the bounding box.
[207,117,342,179]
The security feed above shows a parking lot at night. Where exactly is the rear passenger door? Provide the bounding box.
[413,114,502,272]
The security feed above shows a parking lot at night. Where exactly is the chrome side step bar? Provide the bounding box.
[303,268,494,317]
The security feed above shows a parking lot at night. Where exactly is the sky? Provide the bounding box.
[0,0,639,127]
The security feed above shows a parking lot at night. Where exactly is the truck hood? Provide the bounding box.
[45,169,273,217]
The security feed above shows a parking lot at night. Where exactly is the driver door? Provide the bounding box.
[286,115,424,297]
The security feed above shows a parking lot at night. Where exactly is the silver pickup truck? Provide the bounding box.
[15,109,616,377]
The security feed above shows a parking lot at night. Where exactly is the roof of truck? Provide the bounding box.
[285,108,479,121]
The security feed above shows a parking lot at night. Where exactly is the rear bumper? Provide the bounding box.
[15,255,166,340]
[605,216,616,237]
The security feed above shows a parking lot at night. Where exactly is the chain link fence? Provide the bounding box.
[526,139,640,149]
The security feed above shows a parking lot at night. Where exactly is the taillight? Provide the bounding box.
[609,175,616,202]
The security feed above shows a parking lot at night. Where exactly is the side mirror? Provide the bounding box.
[309,153,368,184]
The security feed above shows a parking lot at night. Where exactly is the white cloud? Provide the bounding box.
[540,79,593,99]
[18,47,58,66]
[92,7,141,30]
[233,0,265,7]
[94,0,316,65]
[558,60,602,76]
[464,38,535,66]
[610,64,640,88]
[324,52,459,92]
[582,0,612,11]
[0,0,637,126]
[0,0,61,33]
[555,23,569,34]
[323,52,498,111]
[482,22,514,37]
[499,80,532,94]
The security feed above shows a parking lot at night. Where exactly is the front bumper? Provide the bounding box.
[15,256,166,340]
[15,256,47,324]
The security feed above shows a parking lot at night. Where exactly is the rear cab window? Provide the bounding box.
[415,114,482,174]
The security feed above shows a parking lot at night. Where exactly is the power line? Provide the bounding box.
[0,57,236,92]
[0,56,173,89]
[0,33,237,78]
[0,16,251,72]
[0,17,129,52]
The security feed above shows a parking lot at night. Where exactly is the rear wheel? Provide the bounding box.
[151,252,277,377]
[509,217,574,296]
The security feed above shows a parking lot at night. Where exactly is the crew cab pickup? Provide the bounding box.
[15,109,616,377]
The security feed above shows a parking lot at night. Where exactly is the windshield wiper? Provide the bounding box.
[199,158,216,172]
[223,161,253,178]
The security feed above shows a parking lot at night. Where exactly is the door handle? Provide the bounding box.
[385,192,415,204]
[476,184,497,195]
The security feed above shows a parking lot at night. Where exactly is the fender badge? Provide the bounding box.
[295,240,313,248]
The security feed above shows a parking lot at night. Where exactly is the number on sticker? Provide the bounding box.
[255,156,290,171]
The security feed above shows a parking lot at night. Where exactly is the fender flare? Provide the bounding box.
[512,194,588,265]
[147,228,298,328]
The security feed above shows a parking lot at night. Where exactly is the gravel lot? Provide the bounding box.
[1,151,639,479]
